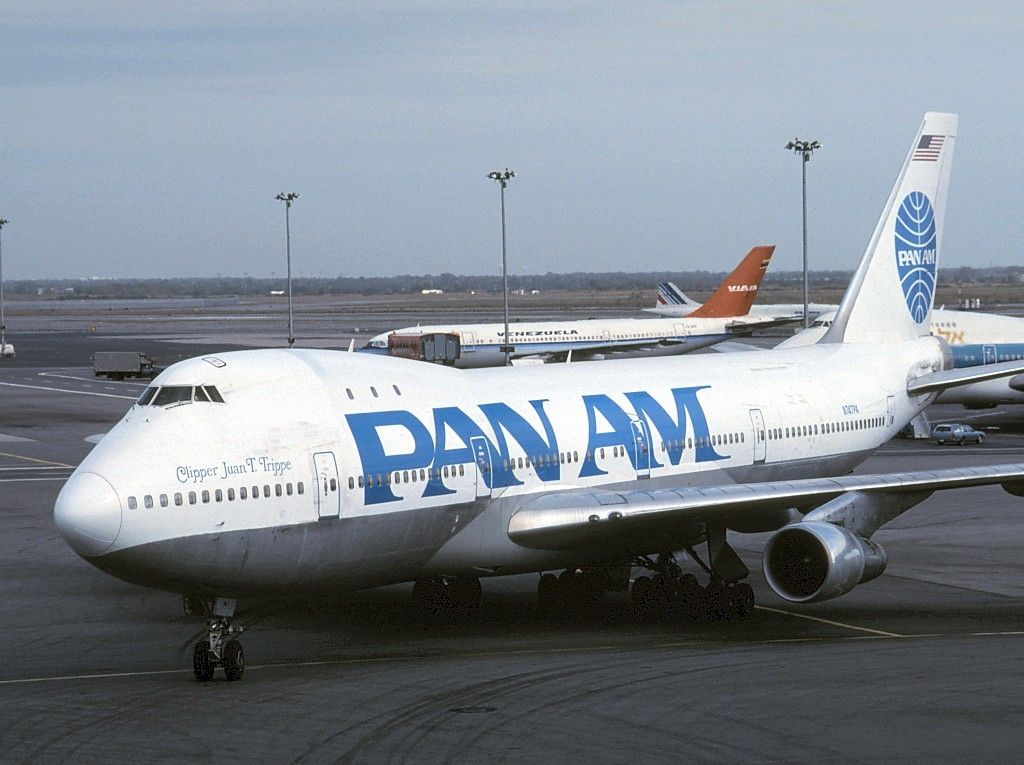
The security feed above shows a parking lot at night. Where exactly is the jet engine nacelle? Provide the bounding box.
[763,521,887,603]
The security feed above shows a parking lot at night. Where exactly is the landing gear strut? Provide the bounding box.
[191,597,245,682]
[630,527,756,621]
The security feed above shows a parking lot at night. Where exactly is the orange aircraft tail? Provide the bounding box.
[687,245,775,318]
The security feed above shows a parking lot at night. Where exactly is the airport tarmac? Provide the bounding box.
[3,342,1024,762]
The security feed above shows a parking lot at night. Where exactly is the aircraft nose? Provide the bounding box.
[54,471,123,557]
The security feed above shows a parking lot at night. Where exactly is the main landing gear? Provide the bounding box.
[629,552,754,621]
[536,527,757,623]
[412,576,482,622]
[536,568,619,616]
[189,596,245,682]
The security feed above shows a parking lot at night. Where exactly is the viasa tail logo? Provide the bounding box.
[894,191,937,324]
[727,285,758,293]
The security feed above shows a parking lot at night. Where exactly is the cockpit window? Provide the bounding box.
[152,386,193,406]
[138,385,226,407]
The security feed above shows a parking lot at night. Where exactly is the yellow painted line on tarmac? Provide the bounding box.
[755,605,904,638]
[0,451,74,468]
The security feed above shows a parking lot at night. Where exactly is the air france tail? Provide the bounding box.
[656,282,699,309]
[823,112,957,344]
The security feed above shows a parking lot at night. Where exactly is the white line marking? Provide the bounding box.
[0,668,187,685]
[0,433,34,443]
[6,630,1024,686]
[38,373,105,383]
[0,477,71,482]
[0,451,75,467]
[755,605,904,637]
[39,372,144,386]
[0,466,73,471]
[0,381,135,400]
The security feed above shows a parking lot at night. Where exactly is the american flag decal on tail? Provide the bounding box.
[913,135,944,162]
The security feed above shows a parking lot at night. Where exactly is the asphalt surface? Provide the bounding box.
[3,328,1024,763]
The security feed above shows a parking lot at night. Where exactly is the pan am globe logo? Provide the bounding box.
[894,191,937,324]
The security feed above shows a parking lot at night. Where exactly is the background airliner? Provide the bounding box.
[647,280,836,322]
[54,113,1024,686]
[781,309,1024,408]
[360,246,786,367]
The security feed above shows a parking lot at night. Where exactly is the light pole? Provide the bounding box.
[487,169,515,366]
[275,192,299,347]
[0,219,7,354]
[785,138,821,328]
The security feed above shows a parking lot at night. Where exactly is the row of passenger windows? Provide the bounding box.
[764,416,884,440]
[127,481,305,510]
[344,384,402,400]
[660,432,745,451]
[958,352,1024,363]
[137,385,225,407]
[349,464,466,489]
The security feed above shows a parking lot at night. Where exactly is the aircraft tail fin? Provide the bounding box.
[822,112,957,344]
[656,282,700,309]
[688,245,775,318]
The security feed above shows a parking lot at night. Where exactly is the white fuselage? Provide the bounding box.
[55,338,942,598]
[361,315,770,368]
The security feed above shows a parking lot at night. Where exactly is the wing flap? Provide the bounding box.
[508,463,1024,551]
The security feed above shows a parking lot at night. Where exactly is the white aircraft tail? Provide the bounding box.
[823,112,957,344]
[656,282,700,309]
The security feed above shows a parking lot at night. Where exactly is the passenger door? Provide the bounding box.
[630,419,652,479]
[313,451,340,519]
[471,436,493,499]
[984,344,997,365]
[749,408,767,464]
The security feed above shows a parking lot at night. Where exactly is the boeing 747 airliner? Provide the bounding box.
[55,113,1024,684]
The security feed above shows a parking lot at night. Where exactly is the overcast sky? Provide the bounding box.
[1,1,1021,280]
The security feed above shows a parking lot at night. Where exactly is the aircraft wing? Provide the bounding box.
[507,463,1024,551]
[709,341,764,353]
[724,316,801,334]
[908,359,1024,395]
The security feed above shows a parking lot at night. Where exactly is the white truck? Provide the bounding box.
[0,343,13,359]
[93,351,156,380]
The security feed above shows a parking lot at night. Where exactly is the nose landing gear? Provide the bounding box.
[189,597,245,682]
